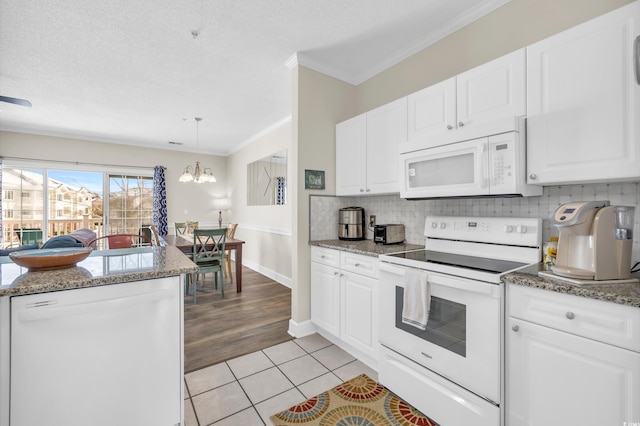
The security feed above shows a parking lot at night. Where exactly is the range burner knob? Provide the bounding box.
[431,221,438,229]
[503,225,513,233]
[516,225,527,234]
[440,222,447,229]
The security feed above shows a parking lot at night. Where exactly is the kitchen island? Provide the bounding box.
[0,246,197,426]
[0,245,197,296]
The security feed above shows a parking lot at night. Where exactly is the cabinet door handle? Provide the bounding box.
[529,173,538,180]
[334,271,339,276]
[566,312,575,320]
[634,35,640,85]
[458,121,464,127]
[512,325,520,332]
[321,255,326,259]
[354,263,360,267]
[359,188,365,192]
[447,124,453,130]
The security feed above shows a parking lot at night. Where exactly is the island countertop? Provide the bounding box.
[503,263,640,308]
[0,246,198,297]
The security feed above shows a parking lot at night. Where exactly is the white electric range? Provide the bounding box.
[378,215,542,426]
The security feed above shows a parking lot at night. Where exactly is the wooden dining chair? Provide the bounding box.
[185,228,227,303]
[87,234,153,250]
[223,223,238,281]
[142,225,162,246]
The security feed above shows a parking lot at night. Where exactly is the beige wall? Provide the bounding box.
[289,0,633,330]
[225,120,293,285]
[0,131,228,228]
[291,65,357,323]
[357,0,633,113]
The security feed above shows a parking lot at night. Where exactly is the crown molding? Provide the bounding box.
[229,115,292,155]
[289,0,512,86]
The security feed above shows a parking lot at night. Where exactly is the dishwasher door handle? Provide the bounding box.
[16,288,175,322]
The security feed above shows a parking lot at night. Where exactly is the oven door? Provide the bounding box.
[378,260,503,404]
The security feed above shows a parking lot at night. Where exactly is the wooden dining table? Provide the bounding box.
[162,234,246,292]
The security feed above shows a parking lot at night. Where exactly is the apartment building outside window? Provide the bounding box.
[1,166,153,248]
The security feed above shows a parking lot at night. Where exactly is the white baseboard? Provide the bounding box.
[241,258,291,288]
[288,319,317,338]
[314,328,379,372]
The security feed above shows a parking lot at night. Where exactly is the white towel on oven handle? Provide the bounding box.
[401,268,430,330]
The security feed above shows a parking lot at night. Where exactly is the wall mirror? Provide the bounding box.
[247,150,287,206]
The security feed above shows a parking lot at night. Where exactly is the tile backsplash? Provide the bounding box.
[310,182,640,263]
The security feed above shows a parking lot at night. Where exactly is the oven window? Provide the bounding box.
[395,287,466,357]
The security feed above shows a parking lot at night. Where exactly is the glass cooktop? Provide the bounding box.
[386,250,528,275]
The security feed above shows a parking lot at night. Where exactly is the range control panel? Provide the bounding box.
[425,215,542,247]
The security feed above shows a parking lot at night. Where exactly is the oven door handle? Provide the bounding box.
[379,261,407,275]
[380,262,498,296]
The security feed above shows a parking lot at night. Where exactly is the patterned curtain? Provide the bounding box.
[152,166,168,236]
[276,176,286,205]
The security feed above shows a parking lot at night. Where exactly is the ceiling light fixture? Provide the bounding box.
[179,117,216,183]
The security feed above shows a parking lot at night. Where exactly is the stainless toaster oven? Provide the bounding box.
[374,224,405,245]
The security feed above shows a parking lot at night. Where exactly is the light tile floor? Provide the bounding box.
[183,334,378,426]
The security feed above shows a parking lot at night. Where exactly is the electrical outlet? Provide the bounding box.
[369,215,376,227]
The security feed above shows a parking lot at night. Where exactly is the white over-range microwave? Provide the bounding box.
[399,116,542,199]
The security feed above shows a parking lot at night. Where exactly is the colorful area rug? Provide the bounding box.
[270,373,439,425]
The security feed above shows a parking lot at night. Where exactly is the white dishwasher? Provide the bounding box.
[10,277,182,426]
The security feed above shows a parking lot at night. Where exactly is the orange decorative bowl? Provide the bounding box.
[9,247,93,272]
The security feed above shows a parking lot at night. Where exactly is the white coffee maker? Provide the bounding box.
[551,200,635,281]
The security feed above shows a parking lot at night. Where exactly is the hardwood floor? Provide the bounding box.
[183,262,293,374]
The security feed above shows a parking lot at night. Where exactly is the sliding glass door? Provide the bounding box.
[107,175,153,235]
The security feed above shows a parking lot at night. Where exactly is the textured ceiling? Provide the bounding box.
[0,0,509,156]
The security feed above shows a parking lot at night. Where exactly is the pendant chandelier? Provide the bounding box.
[179,117,216,183]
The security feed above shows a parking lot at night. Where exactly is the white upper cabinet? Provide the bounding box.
[366,98,407,194]
[336,98,407,196]
[336,113,367,195]
[407,49,526,149]
[526,1,640,185]
[407,78,456,146]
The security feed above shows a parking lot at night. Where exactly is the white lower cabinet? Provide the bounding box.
[340,264,377,357]
[310,261,341,336]
[310,246,378,365]
[507,285,640,426]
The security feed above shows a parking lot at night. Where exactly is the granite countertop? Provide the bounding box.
[504,263,640,308]
[0,246,198,297]
[312,240,640,308]
[310,239,424,257]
